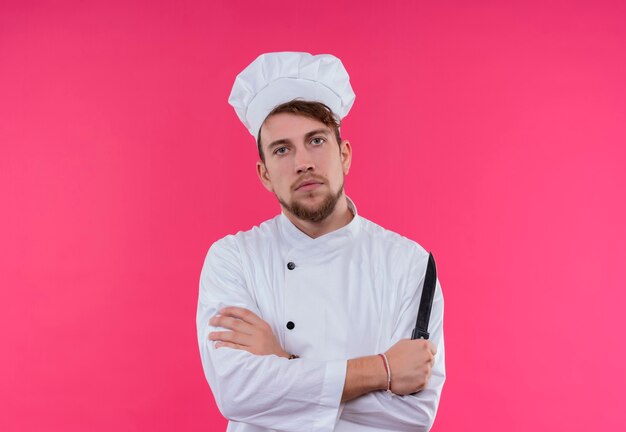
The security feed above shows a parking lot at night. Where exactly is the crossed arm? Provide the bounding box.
[208,306,437,403]
[197,238,445,431]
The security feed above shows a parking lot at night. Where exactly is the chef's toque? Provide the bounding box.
[228,52,356,139]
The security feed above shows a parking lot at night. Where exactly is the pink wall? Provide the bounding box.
[1,1,625,430]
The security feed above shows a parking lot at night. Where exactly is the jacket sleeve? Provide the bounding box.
[196,236,347,432]
[339,253,446,432]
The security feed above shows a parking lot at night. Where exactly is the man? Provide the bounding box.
[197,52,445,432]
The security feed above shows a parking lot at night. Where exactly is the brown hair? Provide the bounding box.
[256,100,342,163]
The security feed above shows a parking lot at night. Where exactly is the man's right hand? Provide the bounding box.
[385,339,437,395]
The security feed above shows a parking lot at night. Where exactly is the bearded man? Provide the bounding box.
[197,52,446,432]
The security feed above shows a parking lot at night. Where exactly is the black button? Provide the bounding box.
[286,321,295,330]
[287,262,296,270]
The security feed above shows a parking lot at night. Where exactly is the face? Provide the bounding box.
[256,113,352,222]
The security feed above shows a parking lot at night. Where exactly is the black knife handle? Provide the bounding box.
[411,328,430,340]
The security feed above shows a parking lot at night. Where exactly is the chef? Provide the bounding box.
[196,52,446,432]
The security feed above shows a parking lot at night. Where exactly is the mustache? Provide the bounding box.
[292,175,327,190]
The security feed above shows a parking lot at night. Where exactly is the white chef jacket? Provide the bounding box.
[197,198,445,432]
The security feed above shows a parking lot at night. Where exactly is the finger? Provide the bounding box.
[428,342,438,356]
[210,315,254,335]
[209,330,251,346]
[219,306,263,326]
[214,341,248,351]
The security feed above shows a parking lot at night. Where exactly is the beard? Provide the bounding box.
[278,182,344,223]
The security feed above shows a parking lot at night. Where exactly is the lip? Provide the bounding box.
[296,182,322,191]
[294,177,324,190]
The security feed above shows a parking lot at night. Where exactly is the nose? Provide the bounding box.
[294,148,315,174]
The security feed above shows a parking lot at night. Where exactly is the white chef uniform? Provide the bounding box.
[196,197,446,432]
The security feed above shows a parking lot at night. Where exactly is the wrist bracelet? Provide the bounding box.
[288,353,299,360]
[378,353,392,393]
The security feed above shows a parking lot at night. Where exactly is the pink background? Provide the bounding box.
[1,1,625,431]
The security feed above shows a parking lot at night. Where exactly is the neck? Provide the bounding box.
[283,195,354,239]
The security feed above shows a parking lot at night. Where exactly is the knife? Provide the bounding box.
[411,252,437,340]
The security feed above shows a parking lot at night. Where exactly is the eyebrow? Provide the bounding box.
[267,138,290,152]
[304,128,331,141]
[267,128,331,152]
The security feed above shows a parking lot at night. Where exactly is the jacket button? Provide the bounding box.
[287,262,296,270]
[286,321,295,330]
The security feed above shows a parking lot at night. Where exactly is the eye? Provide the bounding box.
[274,146,288,155]
[311,137,326,145]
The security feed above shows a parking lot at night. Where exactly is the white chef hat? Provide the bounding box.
[228,52,356,139]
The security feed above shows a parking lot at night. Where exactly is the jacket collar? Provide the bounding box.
[278,196,361,250]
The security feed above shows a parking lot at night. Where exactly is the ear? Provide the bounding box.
[256,160,274,192]
[339,140,352,175]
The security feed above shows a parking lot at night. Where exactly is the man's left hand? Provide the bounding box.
[209,307,289,358]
